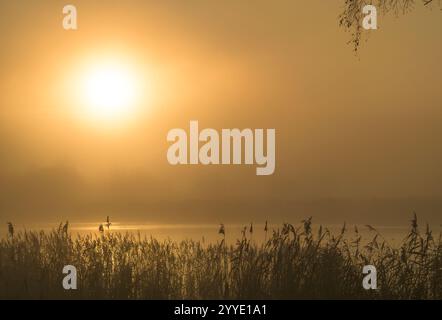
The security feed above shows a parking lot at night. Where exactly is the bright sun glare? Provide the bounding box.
[80,62,140,124]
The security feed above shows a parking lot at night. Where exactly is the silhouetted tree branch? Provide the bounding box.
[339,0,441,52]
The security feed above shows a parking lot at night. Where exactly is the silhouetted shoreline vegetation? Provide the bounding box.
[0,215,440,299]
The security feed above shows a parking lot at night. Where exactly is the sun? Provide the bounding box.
[80,61,141,124]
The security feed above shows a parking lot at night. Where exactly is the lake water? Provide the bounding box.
[1,221,440,246]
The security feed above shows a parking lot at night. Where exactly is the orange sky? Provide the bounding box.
[0,1,441,225]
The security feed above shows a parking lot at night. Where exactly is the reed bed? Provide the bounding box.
[0,215,440,299]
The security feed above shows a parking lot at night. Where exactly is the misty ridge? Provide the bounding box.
[0,163,442,225]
